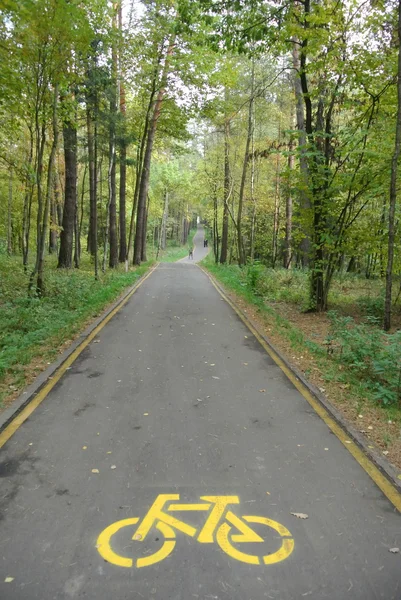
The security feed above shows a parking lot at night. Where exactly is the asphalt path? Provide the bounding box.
[178,225,210,263]
[0,227,400,599]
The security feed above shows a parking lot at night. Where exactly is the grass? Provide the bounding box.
[0,253,153,408]
[202,256,401,466]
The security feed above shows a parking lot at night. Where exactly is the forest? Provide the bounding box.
[0,0,400,426]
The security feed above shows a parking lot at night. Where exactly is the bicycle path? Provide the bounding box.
[0,256,400,599]
[178,224,210,263]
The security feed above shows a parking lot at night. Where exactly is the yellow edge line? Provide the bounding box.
[0,264,158,450]
[200,265,401,513]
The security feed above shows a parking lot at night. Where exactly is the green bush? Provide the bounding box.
[357,295,385,319]
[0,257,151,394]
[327,311,401,406]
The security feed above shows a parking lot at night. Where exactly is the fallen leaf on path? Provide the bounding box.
[345,440,352,444]
[368,426,373,430]
[291,512,308,519]
[93,340,100,344]
[4,577,14,583]
[368,445,374,449]
[210,363,216,366]
[82,446,87,450]
[324,448,329,451]
[143,413,149,416]
[398,475,401,480]
[29,443,33,446]
[243,363,248,366]
[389,548,399,553]
[212,376,220,380]
[382,451,389,456]
[110,465,116,470]
[107,451,112,454]
[259,389,266,393]
[358,414,363,419]
[91,469,99,474]
[266,492,270,495]
[244,336,248,339]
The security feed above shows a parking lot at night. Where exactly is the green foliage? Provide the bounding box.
[327,312,401,407]
[0,256,151,405]
[204,257,401,414]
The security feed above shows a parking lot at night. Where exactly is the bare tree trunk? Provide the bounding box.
[7,169,12,255]
[30,85,58,295]
[87,105,97,256]
[161,189,168,250]
[108,121,118,268]
[220,116,230,264]
[284,122,295,269]
[118,4,127,264]
[292,41,311,266]
[58,119,77,268]
[22,125,34,270]
[74,174,80,269]
[249,108,257,261]
[141,194,150,262]
[29,103,47,294]
[133,39,175,265]
[127,47,162,263]
[237,62,254,267]
[384,0,401,331]
[109,9,119,269]
[49,164,59,253]
[213,183,219,263]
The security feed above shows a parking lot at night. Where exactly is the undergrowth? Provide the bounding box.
[0,255,152,407]
[203,256,401,414]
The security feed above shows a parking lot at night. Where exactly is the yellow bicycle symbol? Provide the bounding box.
[97,494,294,568]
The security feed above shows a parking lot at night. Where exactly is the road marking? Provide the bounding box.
[0,264,158,450]
[199,266,401,514]
[96,494,294,568]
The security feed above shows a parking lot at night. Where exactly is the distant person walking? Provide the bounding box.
[188,246,193,260]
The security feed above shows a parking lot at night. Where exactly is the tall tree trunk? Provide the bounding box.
[119,141,127,263]
[107,120,118,268]
[133,38,175,265]
[161,188,168,250]
[237,63,254,267]
[29,104,47,293]
[87,105,97,256]
[118,3,127,264]
[249,107,257,261]
[49,164,59,253]
[30,85,58,295]
[213,183,219,263]
[22,125,34,270]
[141,194,150,262]
[384,0,401,331]
[127,47,162,263]
[109,9,119,269]
[74,174,80,269]
[292,41,311,266]
[7,169,12,255]
[272,152,281,268]
[58,119,77,268]
[284,120,295,269]
[220,117,230,264]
